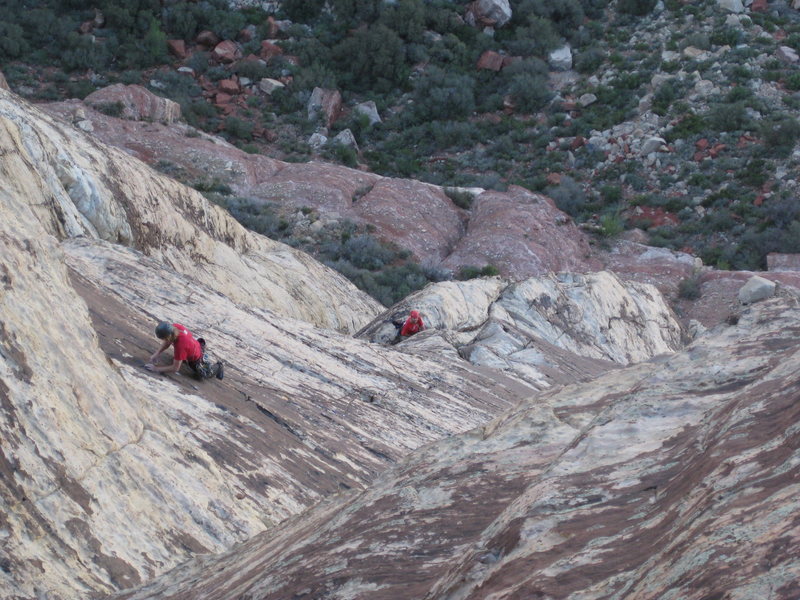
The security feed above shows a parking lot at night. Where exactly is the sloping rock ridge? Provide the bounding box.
[111,295,800,600]
[0,88,380,333]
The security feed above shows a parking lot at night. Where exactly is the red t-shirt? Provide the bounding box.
[171,323,202,362]
[400,316,425,336]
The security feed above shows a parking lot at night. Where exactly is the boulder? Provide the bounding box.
[195,30,220,48]
[466,0,512,27]
[167,39,187,59]
[218,78,241,94]
[307,87,342,127]
[640,136,667,155]
[260,40,283,61]
[84,84,181,124]
[548,45,573,71]
[578,93,597,107]
[308,132,328,149]
[354,101,381,125]
[738,275,777,304]
[718,0,745,11]
[777,45,799,62]
[477,50,505,71]
[213,40,242,63]
[239,24,257,42]
[332,129,359,152]
[258,78,285,95]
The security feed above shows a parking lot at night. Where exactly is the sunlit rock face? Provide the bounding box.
[0,134,527,598]
[359,271,684,390]
[111,295,800,600]
[0,89,381,333]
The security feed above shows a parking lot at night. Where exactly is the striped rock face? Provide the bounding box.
[112,295,800,600]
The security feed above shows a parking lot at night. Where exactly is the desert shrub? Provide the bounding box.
[678,275,702,300]
[411,66,475,122]
[502,58,551,112]
[665,112,706,141]
[504,16,560,57]
[762,116,800,155]
[513,0,585,39]
[652,79,678,116]
[280,0,325,21]
[707,102,751,132]
[379,0,427,42]
[785,72,800,91]
[94,101,125,117]
[458,265,500,280]
[444,187,475,209]
[0,22,29,60]
[574,46,605,73]
[681,32,710,51]
[617,0,657,15]
[427,33,474,69]
[331,24,407,92]
[546,176,586,217]
[329,0,382,24]
[710,27,742,47]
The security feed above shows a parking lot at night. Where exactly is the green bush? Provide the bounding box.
[708,102,751,132]
[546,176,586,217]
[761,116,800,156]
[618,0,657,16]
[458,265,500,280]
[411,67,475,122]
[444,187,475,209]
[678,275,702,300]
[224,116,254,140]
[94,101,125,117]
[574,47,605,74]
[331,24,407,92]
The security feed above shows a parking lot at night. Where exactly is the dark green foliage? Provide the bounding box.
[761,116,800,156]
[785,72,800,91]
[94,101,124,117]
[224,117,254,141]
[678,275,702,300]
[379,0,427,43]
[665,112,706,141]
[504,16,560,57]
[710,27,742,47]
[502,58,551,112]
[457,265,500,280]
[617,0,657,16]
[513,0,585,40]
[707,102,751,132]
[280,0,325,21]
[546,176,586,217]
[0,22,29,60]
[652,79,678,116]
[574,47,605,74]
[331,24,407,92]
[444,188,475,209]
[411,67,475,122]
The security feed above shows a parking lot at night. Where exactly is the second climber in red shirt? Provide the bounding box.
[144,322,223,380]
[399,310,426,338]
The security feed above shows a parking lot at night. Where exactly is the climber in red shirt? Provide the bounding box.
[400,310,425,337]
[145,322,223,380]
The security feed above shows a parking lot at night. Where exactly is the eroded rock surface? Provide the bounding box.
[360,271,683,390]
[111,296,800,600]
